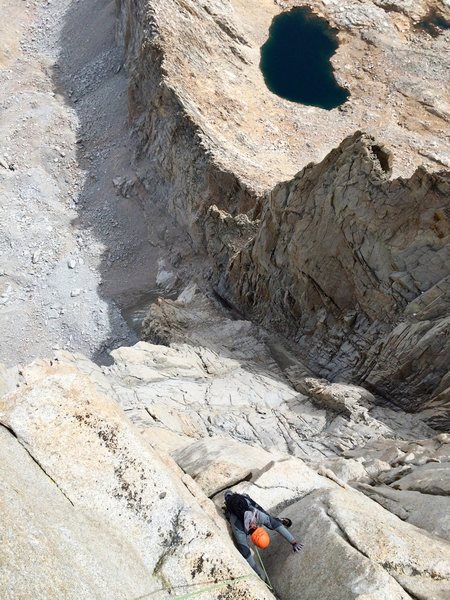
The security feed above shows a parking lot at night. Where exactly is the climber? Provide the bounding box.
[223,490,303,583]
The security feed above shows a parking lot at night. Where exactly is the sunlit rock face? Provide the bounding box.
[117,0,450,222]
[2,1,450,599]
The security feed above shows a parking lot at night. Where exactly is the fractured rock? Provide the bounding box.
[264,487,450,600]
[173,437,278,497]
[0,358,275,600]
[216,132,450,427]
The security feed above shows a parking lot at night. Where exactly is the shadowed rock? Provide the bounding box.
[206,132,450,427]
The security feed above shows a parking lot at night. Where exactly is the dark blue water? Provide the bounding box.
[260,8,349,110]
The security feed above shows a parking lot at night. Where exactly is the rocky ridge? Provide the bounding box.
[210,132,450,428]
[1,0,450,598]
[115,0,450,428]
[117,0,450,197]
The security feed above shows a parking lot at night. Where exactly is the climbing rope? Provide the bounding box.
[133,573,269,600]
[170,574,254,599]
[131,541,274,600]
[169,548,274,598]
[255,546,274,591]
[132,557,274,600]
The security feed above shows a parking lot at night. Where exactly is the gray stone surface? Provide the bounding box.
[263,488,450,600]
[215,132,450,428]
[391,462,450,495]
[173,437,278,496]
[0,358,274,600]
[359,483,450,541]
[0,425,147,600]
[343,435,450,540]
[1,347,448,600]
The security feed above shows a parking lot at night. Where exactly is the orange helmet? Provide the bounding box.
[251,527,270,549]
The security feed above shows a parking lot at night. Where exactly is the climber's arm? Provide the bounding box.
[258,511,303,551]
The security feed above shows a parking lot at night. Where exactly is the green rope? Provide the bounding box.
[254,547,273,591]
[132,551,274,600]
[170,574,254,599]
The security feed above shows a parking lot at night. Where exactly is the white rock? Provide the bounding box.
[0,359,275,600]
[173,437,277,496]
[318,457,369,483]
[264,487,450,600]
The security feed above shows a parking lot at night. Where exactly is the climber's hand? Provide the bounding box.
[292,541,303,553]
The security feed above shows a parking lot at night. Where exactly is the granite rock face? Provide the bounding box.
[115,0,262,241]
[2,0,449,598]
[211,132,450,427]
[0,425,148,600]
[0,359,274,600]
[263,487,450,600]
[1,344,448,599]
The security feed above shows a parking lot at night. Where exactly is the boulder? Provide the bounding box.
[173,437,277,496]
[391,462,450,495]
[345,435,449,469]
